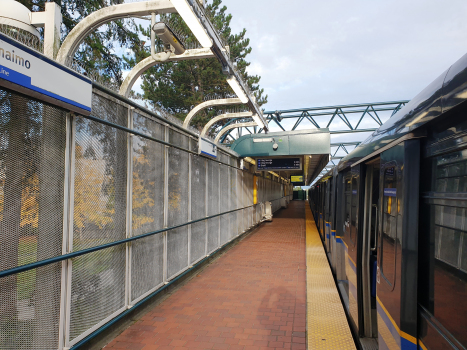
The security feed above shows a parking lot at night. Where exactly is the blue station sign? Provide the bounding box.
[199,137,217,158]
[0,33,92,115]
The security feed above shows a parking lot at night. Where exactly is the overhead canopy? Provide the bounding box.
[229,129,331,185]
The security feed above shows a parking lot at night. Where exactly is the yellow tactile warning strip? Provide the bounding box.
[306,205,357,350]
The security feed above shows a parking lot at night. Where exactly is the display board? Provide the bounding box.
[290,175,304,183]
[256,157,301,171]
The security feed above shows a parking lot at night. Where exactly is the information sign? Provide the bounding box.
[257,157,301,171]
[199,137,217,158]
[290,175,304,183]
[0,33,92,115]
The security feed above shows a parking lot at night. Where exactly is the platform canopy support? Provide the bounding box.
[56,1,176,66]
[200,111,253,137]
[214,122,257,143]
[120,48,215,97]
[183,98,243,128]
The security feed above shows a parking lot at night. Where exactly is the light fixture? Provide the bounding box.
[153,22,186,55]
[226,76,249,103]
[170,0,213,48]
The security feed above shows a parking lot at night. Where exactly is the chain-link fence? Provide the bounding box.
[0,84,291,350]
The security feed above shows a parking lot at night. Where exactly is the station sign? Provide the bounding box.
[0,33,92,115]
[199,137,217,158]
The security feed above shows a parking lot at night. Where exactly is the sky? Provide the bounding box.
[214,0,467,169]
[124,0,467,177]
[225,0,467,112]
[214,0,467,183]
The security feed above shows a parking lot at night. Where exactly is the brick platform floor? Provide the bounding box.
[105,201,307,350]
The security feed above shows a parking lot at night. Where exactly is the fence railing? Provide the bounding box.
[0,84,291,350]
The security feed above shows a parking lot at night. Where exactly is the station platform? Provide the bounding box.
[102,201,355,350]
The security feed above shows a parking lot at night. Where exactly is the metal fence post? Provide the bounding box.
[63,114,77,349]
[163,125,169,283]
[218,160,221,248]
[126,107,134,307]
[58,112,73,350]
[205,157,208,257]
[187,139,192,266]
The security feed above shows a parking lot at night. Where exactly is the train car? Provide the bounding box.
[309,52,467,350]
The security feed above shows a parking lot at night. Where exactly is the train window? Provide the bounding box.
[421,148,467,347]
[462,237,467,272]
[435,151,467,192]
[433,205,464,267]
[381,166,397,287]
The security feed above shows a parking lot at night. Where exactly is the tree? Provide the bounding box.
[126,0,268,132]
[17,0,144,85]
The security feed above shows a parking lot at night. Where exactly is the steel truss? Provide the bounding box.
[218,100,408,143]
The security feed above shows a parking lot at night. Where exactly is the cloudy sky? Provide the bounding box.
[214,0,467,179]
[126,0,467,164]
[225,0,467,112]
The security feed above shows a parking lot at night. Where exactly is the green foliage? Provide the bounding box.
[17,0,144,85]
[125,0,267,132]
[18,0,267,133]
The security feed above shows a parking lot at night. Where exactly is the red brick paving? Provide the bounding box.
[105,201,307,350]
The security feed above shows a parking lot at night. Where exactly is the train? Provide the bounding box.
[308,51,467,350]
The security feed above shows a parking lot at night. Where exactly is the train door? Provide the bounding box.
[342,167,362,333]
[361,159,380,344]
[330,171,338,272]
[321,182,326,241]
[375,141,419,350]
[325,178,333,254]
[320,183,326,240]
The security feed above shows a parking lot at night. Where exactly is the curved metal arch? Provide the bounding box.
[56,1,175,65]
[200,112,253,137]
[214,122,257,143]
[218,116,255,143]
[119,48,214,97]
[182,98,243,128]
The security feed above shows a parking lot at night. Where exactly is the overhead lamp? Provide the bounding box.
[227,76,249,103]
[153,22,186,55]
[170,0,213,48]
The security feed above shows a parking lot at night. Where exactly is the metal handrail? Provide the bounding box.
[0,204,257,279]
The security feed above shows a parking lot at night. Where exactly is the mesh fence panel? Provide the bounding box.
[92,94,128,126]
[131,234,164,302]
[132,113,165,236]
[69,244,126,342]
[207,161,219,253]
[219,151,229,164]
[0,90,66,271]
[0,262,61,350]
[130,114,165,302]
[0,84,285,349]
[0,90,65,350]
[219,164,229,245]
[190,154,206,264]
[167,130,189,278]
[237,169,244,234]
[229,167,237,239]
[245,173,253,229]
[73,116,127,250]
[167,227,188,278]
